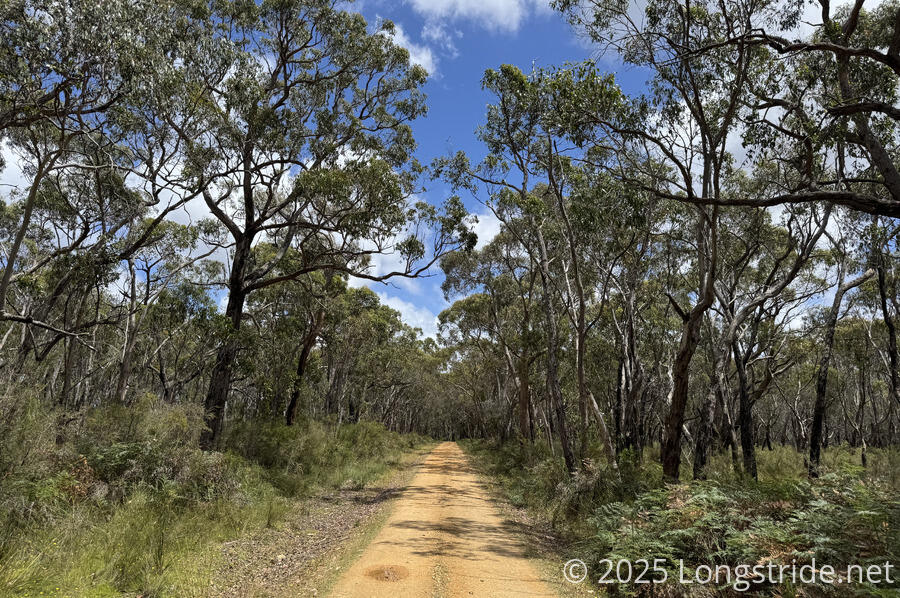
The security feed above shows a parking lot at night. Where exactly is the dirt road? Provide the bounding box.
[329,442,558,598]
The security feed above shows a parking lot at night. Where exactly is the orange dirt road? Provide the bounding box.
[329,442,559,598]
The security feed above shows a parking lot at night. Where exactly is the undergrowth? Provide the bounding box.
[0,396,427,597]
[463,439,899,597]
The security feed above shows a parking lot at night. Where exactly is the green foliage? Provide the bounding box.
[227,419,427,495]
[0,398,428,596]
[465,439,900,597]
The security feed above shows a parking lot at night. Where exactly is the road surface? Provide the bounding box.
[329,442,558,597]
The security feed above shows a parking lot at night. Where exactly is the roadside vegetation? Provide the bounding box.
[465,440,899,596]
[0,399,426,597]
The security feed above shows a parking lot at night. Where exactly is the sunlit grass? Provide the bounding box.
[0,417,428,597]
[463,439,900,596]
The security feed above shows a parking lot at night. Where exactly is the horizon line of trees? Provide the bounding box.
[1,0,899,485]
[435,0,900,481]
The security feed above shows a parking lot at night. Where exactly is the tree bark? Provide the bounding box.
[532,219,576,474]
[693,349,729,479]
[876,257,900,408]
[114,261,138,405]
[200,236,251,449]
[588,390,620,479]
[732,340,757,479]
[809,268,874,477]
[661,208,717,482]
[517,357,532,440]
[285,308,325,426]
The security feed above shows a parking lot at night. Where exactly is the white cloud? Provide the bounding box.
[422,23,461,59]
[376,290,440,338]
[407,0,551,33]
[0,142,28,195]
[387,23,439,76]
[471,209,502,249]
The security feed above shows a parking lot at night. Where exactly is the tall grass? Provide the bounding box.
[0,398,428,597]
[463,439,900,596]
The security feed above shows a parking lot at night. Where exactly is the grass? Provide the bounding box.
[309,444,434,598]
[2,491,261,597]
[462,439,900,597]
[0,402,430,598]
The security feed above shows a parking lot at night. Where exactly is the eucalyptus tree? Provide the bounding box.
[0,0,159,135]
[739,0,900,217]
[861,215,900,408]
[351,319,430,428]
[112,221,214,405]
[438,292,513,440]
[809,226,875,476]
[0,0,212,378]
[556,0,899,478]
[689,203,830,479]
[160,0,472,447]
[284,272,340,427]
[437,65,583,472]
[142,282,218,405]
[236,260,338,422]
[805,308,900,452]
[559,0,900,217]
[543,158,651,472]
[833,317,877,463]
[441,230,544,442]
[316,286,422,424]
[603,218,655,460]
[236,244,347,425]
[550,0,763,478]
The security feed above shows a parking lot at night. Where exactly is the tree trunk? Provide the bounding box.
[733,340,757,479]
[115,261,138,405]
[615,291,645,456]
[0,155,58,315]
[876,258,900,408]
[692,385,719,480]
[809,268,874,477]
[533,220,576,474]
[661,297,711,481]
[517,357,531,441]
[693,344,730,479]
[572,248,618,473]
[588,390,620,479]
[852,363,867,448]
[285,308,325,426]
[661,207,717,482]
[200,236,251,450]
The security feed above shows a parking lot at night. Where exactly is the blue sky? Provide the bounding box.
[350,0,647,338]
[0,0,648,338]
[0,0,848,339]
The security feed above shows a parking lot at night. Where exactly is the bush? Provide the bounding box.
[463,439,900,597]
[226,418,427,495]
[0,394,428,596]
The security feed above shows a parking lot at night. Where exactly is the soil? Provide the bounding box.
[328,441,558,598]
[209,452,424,597]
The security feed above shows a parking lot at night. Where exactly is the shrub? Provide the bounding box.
[225,418,428,495]
[0,402,427,596]
[463,439,900,597]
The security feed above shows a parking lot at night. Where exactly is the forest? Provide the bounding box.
[0,0,898,596]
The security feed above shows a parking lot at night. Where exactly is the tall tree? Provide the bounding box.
[809,230,875,477]
[162,1,471,447]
